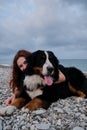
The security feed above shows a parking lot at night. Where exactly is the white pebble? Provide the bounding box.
[54,107,63,113]
[35,123,50,129]
[57,119,61,125]
[33,109,46,115]
[0,120,3,130]
[73,126,84,130]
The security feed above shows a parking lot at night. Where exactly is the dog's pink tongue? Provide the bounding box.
[44,76,53,86]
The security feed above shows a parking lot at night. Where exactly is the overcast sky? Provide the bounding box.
[0,0,87,64]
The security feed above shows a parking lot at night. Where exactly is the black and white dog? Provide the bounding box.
[24,50,59,99]
[23,50,87,111]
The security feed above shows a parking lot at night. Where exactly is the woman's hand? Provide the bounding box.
[5,94,15,106]
[4,87,21,106]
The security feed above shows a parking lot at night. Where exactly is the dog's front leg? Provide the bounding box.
[25,98,49,111]
[11,97,27,108]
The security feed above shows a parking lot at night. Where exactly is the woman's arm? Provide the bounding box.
[4,87,21,106]
[55,70,66,84]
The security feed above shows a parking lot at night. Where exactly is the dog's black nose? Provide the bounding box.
[47,67,54,74]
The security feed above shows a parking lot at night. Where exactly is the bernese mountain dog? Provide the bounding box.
[0,50,87,115]
[22,50,87,111]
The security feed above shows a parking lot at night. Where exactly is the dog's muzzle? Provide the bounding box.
[47,67,54,75]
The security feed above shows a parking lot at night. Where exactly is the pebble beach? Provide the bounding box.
[0,66,87,130]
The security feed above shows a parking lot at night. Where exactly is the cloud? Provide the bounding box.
[0,0,87,64]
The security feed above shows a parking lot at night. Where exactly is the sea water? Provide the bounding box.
[0,59,87,72]
[59,59,87,73]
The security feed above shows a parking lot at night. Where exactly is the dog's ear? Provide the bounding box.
[47,51,59,66]
[26,50,41,67]
[26,53,35,67]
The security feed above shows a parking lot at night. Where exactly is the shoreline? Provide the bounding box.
[0,64,87,76]
[0,64,11,68]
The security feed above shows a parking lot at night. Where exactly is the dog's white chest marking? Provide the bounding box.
[24,75,45,99]
[24,75,45,90]
[26,89,43,99]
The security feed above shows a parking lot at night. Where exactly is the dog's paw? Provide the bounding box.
[25,102,37,111]
[76,97,84,103]
[0,105,16,116]
[24,98,43,111]
[21,107,29,113]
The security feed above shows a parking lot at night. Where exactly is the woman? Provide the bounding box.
[5,49,66,106]
[5,49,31,105]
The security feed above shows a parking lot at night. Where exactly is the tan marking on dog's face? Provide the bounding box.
[68,83,86,98]
[25,98,50,111]
[33,67,43,74]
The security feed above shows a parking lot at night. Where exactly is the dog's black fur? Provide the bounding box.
[22,50,87,110]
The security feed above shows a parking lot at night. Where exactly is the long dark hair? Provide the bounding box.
[10,50,31,92]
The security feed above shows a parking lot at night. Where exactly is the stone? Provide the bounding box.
[0,120,3,130]
[73,126,84,130]
[33,109,46,115]
[35,123,50,129]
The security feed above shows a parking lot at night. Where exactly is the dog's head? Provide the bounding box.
[25,50,59,86]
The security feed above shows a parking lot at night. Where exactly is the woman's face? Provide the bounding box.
[17,56,28,72]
